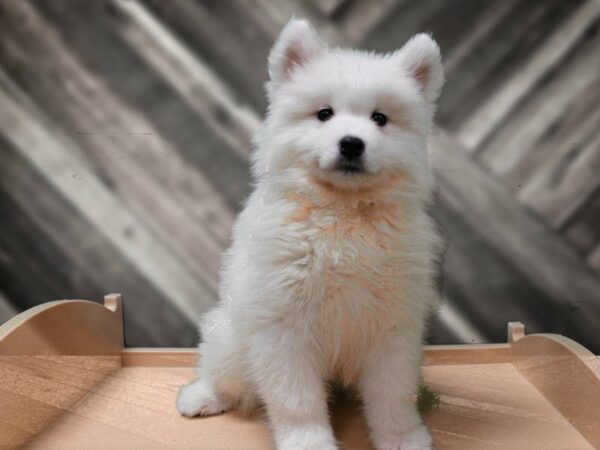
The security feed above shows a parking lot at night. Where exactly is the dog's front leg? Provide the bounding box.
[248,324,337,450]
[359,329,432,450]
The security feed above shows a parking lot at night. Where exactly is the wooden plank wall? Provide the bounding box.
[0,0,599,351]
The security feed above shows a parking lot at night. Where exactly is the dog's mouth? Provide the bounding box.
[334,160,366,174]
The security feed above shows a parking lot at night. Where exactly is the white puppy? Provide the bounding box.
[177,19,444,450]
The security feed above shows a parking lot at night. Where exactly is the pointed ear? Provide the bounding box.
[395,33,444,103]
[268,19,323,85]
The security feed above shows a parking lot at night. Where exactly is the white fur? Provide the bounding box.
[177,19,444,450]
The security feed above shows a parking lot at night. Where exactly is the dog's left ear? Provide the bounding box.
[395,34,444,103]
[268,18,323,86]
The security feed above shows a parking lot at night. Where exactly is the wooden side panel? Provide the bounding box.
[512,333,600,447]
[0,294,123,356]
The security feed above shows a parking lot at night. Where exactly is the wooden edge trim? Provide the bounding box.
[512,333,600,447]
[423,343,512,365]
[121,348,198,367]
[119,344,514,368]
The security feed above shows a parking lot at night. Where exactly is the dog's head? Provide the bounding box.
[253,19,444,197]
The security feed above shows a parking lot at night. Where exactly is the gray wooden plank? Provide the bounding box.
[478,22,600,183]
[361,0,445,52]
[114,0,259,160]
[518,120,600,228]
[456,0,599,149]
[0,291,17,325]
[0,67,215,324]
[0,0,235,290]
[562,186,600,257]
[140,0,274,113]
[0,133,197,346]
[587,242,600,274]
[0,135,196,346]
[335,0,406,43]
[431,130,600,351]
[431,197,572,345]
[30,0,251,211]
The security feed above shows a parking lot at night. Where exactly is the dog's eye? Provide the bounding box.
[317,107,334,122]
[371,111,387,127]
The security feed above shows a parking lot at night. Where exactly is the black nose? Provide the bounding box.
[339,136,365,160]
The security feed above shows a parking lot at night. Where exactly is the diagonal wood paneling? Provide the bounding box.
[0,0,598,350]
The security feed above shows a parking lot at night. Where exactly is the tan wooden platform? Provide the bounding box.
[1,294,599,449]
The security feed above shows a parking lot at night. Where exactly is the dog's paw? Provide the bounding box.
[375,424,433,450]
[277,426,338,450]
[176,380,231,418]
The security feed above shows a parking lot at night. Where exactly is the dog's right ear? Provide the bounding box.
[268,19,323,86]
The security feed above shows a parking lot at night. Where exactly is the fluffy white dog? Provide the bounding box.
[177,18,444,450]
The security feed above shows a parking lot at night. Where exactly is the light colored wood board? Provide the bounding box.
[456,0,600,150]
[477,26,600,182]
[0,355,134,449]
[424,363,592,449]
[424,344,511,366]
[0,296,123,356]
[4,363,593,449]
[0,419,33,450]
[512,333,600,447]
[27,413,166,450]
[122,348,199,367]
[0,1,233,285]
[121,344,512,368]
[431,130,600,348]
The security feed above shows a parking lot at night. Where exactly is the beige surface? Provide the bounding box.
[1,299,599,449]
[0,358,592,450]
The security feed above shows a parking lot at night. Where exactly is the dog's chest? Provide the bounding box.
[282,194,411,381]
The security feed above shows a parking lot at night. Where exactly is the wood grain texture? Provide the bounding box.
[0,0,598,350]
[1,301,598,449]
